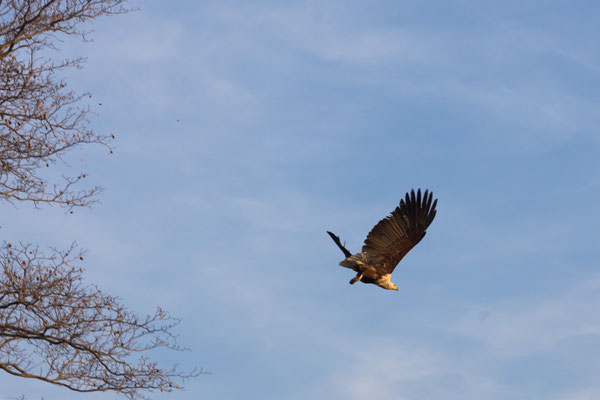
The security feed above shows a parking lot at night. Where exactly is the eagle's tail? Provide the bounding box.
[326,231,352,258]
[339,252,369,272]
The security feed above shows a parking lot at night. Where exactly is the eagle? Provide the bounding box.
[327,189,437,291]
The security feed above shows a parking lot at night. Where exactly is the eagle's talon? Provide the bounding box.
[349,274,363,285]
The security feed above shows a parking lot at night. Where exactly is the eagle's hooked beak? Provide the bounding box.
[394,285,399,291]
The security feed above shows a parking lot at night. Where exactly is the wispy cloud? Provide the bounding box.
[452,274,600,355]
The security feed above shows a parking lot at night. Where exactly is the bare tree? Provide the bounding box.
[0,1,200,398]
[1,242,199,399]
[0,0,129,207]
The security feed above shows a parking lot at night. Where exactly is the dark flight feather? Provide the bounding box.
[362,189,437,275]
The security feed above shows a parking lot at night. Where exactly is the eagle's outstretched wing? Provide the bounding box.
[362,189,437,275]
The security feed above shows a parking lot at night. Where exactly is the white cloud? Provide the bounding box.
[452,274,600,355]
[325,338,514,400]
[552,388,600,400]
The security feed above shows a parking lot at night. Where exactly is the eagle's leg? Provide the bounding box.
[349,273,363,285]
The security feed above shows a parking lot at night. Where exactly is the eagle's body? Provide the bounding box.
[327,189,437,291]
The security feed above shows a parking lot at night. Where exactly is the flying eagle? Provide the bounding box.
[327,189,437,291]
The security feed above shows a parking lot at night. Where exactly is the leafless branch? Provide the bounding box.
[0,0,132,208]
[1,242,202,399]
[1,4,203,399]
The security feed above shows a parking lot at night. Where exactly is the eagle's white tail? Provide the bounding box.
[339,252,369,271]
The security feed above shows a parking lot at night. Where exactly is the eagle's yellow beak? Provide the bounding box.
[394,285,398,291]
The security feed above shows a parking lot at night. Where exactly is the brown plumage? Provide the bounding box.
[327,189,437,291]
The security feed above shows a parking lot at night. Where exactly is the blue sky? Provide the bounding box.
[2,0,600,399]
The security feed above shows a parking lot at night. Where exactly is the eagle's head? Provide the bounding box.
[377,279,399,291]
